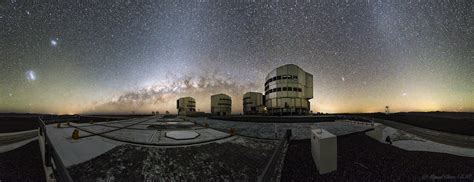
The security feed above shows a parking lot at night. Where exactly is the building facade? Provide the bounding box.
[211,94,232,116]
[264,64,313,115]
[176,97,196,116]
[243,92,265,115]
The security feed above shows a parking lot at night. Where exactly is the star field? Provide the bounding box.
[1,0,473,114]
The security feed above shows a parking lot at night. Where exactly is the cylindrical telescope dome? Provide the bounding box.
[264,64,313,115]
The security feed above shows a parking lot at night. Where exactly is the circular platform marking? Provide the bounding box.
[153,121,194,126]
[148,122,195,130]
[165,131,200,140]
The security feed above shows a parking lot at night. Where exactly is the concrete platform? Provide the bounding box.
[46,117,233,166]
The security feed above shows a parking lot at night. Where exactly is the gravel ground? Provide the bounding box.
[281,132,474,181]
[68,137,277,181]
[0,140,46,182]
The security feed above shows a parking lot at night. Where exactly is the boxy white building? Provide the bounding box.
[211,94,232,116]
[176,97,196,116]
[243,92,265,115]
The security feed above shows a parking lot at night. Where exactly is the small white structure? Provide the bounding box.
[311,129,337,174]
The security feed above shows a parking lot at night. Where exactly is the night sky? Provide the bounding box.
[1,0,473,114]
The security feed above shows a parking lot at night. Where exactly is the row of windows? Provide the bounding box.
[265,87,302,95]
[265,75,299,86]
[218,103,231,106]
[177,103,195,108]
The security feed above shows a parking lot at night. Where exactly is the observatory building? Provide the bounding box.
[176,97,196,116]
[243,92,265,115]
[264,64,313,115]
[211,94,232,116]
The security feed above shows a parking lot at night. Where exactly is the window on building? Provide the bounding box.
[282,87,287,91]
[276,87,281,91]
[266,78,272,85]
[298,88,302,92]
[293,87,298,91]
[276,76,281,80]
[272,77,276,81]
[294,75,298,80]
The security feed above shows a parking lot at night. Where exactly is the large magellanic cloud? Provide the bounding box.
[87,70,261,114]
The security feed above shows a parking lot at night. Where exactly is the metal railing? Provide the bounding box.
[259,129,292,182]
[38,117,75,182]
